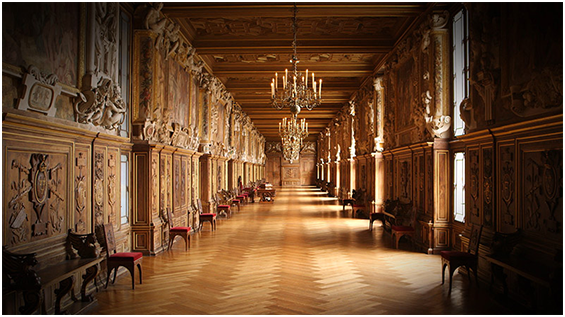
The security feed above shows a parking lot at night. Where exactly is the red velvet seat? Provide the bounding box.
[391,225,415,249]
[167,209,191,251]
[102,223,143,290]
[441,225,483,292]
[109,252,143,261]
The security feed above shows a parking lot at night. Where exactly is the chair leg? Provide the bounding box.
[105,268,113,289]
[137,263,143,285]
[126,265,135,290]
[441,263,446,285]
[184,235,189,251]
[369,219,374,231]
[448,265,457,292]
[168,235,174,251]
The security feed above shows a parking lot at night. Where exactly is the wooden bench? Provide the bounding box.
[3,230,103,314]
[484,230,562,313]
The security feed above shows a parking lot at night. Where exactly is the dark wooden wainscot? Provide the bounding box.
[3,230,103,314]
[484,230,562,314]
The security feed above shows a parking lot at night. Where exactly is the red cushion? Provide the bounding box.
[353,204,365,208]
[391,225,414,232]
[109,252,143,261]
[232,199,240,202]
[236,195,245,198]
[218,205,230,208]
[200,213,216,217]
[440,251,475,261]
[171,226,191,232]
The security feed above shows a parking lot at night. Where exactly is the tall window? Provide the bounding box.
[452,8,469,137]
[453,152,465,223]
[120,154,129,225]
[118,10,131,138]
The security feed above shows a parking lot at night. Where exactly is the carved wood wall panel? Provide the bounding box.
[74,145,91,233]
[107,148,120,227]
[151,152,160,221]
[281,165,300,186]
[482,147,494,229]
[498,143,516,233]
[300,155,316,186]
[467,147,481,225]
[520,140,562,242]
[4,144,71,247]
[266,155,281,186]
[93,146,106,227]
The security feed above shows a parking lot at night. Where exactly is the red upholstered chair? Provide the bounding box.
[197,198,217,231]
[225,189,241,212]
[351,189,367,219]
[215,193,232,218]
[102,223,143,289]
[166,208,191,251]
[390,204,417,249]
[441,224,483,292]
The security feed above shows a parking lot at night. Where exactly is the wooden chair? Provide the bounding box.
[226,189,241,212]
[215,193,232,218]
[102,223,143,289]
[441,224,483,292]
[390,203,417,249]
[166,208,191,251]
[351,189,367,218]
[197,198,216,231]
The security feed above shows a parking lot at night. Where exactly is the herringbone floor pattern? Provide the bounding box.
[91,186,516,315]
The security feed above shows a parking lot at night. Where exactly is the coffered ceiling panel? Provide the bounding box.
[162,2,430,142]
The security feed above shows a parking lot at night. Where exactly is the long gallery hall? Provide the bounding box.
[91,187,516,315]
[2,2,562,316]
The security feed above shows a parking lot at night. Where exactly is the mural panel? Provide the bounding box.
[3,3,79,86]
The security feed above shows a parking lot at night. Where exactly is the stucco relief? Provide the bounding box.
[76,78,127,131]
[17,65,63,118]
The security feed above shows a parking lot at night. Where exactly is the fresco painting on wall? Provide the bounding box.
[2,3,79,86]
[168,58,189,127]
[396,58,416,131]
[190,76,198,129]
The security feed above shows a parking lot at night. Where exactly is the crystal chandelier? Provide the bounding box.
[270,4,322,115]
[279,114,309,163]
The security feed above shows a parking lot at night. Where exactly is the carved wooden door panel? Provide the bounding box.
[300,156,315,186]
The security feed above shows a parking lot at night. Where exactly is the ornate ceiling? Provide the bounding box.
[162,3,432,142]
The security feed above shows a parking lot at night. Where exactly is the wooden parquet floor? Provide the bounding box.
[91,186,518,315]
